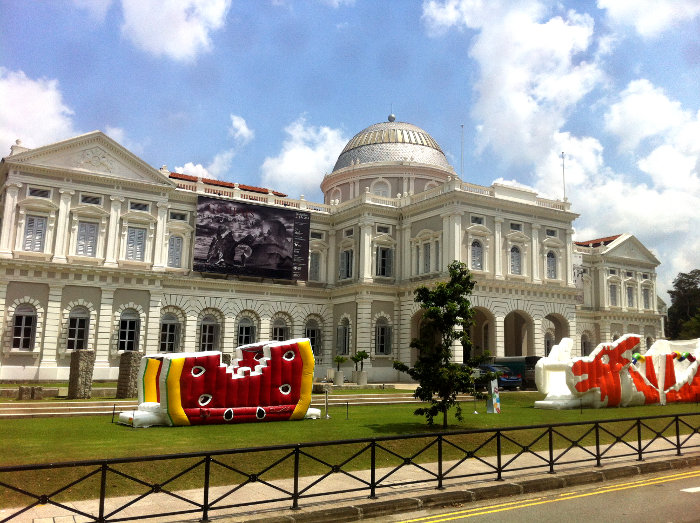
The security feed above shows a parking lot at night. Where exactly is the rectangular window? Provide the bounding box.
[306,326,321,355]
[376,247,393,277]
[310,231,324,240]
[510,222,522,231]
[76,221,98,257]
[336,325,350,355]
[200,323,218,351]
[344,228,353,237]
[118,319,139,351]
[169,211,187,221]
[609,284,618,307]
[23,215,47,252]
[28,187,51,198]
[12,312,35,350]
[237,324,256,346]
[80,194,102,206]
[609,268,617,275]
[642,273,649,280]
[471,215,483,225]
[338,249,353,279]
[423,243,431,273]
[626,286,634,307]
[643,288,651,309]
[309,251,321,281]
[546,229,557,237]
[129,201,149,212]
[167,236,183,268]
[626,271,634,278]
[67,317,88,351]
[160,323,179,352]
[126,226,146,261]
[415,245,420,274]
[376,225,390,234]
[375,325,392,355]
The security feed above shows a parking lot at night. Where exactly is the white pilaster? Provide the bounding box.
[565,229,574,287]
[52,189,74,263]
[40,284,65,368]
[531,224,541,283]
[0,183,22,257]
[104,197,123,267]
[145,291,164,354]
[358,220,373,282]
[153,202,169,270]
[494,218,503,279]
[95,288,115,366]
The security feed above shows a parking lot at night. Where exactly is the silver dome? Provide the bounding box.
[332,121,451,172]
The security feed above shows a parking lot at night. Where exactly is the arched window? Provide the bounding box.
[67,306,90,350]
[12,304,37,350]
[272,317,289,341]
[471,240,483,270]
[305,319,322,356]
[372,180,390,197]
[375,317,392,355]
[237,316,256,346]
[167,235,183,268]
[160,313,180,352]
[200,315,219,351]
[118,309,140,351]
[510,246,521,275]
[336,318,350,355]
[546,251,556,279]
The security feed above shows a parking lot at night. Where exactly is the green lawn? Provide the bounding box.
[1,393,699,509]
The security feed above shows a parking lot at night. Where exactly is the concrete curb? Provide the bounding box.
[236,454,700,523]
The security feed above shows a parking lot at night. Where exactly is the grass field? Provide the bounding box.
[2,392,699,508]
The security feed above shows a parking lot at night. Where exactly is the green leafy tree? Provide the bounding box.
[668,270,700,339]
[680,312,700,339]
[333,355,347,372]
[393,261,480,428]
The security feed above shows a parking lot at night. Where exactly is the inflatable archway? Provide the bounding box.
[535,334,700,409]
[119,338,319,427]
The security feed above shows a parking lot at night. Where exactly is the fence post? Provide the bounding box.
[99,462,107,523]
[595,422,601,467]
[675,415,682,456]
[437,435,444,490]
[202,455,211,522]
[637,419,643,461]
[369,440,377,499]
[548,426,555,474]
[291,445,300,510]
[496,430,503,481]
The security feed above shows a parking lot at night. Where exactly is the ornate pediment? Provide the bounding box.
[5,131,174,188]
[606,235,659,265]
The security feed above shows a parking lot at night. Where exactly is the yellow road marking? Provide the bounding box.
[398,469,700,523]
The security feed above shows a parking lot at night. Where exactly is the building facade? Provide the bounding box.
[0,118,665,381]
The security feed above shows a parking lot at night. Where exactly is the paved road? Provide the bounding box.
[374,466,700,523]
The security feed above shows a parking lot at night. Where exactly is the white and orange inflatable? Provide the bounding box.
[535,334,700,409]
[119,338,319,427]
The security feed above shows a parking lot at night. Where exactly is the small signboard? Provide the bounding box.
[486,379,501,414]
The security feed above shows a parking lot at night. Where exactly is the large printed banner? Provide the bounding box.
[193,196,310,280]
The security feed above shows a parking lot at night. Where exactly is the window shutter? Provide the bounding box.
[386,249,393,276]
[336,326,343,352]
[386,327,392,354]
[338,250,347,279]
[168,236,182,267]
[348,250,353,278]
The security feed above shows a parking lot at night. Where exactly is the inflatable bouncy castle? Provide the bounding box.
[119,338,320,427]
[535,334,700,409]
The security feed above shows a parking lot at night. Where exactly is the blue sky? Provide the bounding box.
[1,0,699,300]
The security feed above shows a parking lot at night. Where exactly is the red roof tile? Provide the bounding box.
[168,172,287,197]
[574,234,622,248]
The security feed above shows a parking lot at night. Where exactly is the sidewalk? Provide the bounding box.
[7,434,699,523]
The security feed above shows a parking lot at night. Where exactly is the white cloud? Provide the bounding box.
[260,116,347,199]
[120,0,231,62]
[72,0,113,22]
[604,79,686,152]
[598,0,700,38]
[0,68,78,153]
[424,1,603,166]
[175,114,253,179]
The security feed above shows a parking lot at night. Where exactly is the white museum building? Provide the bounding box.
[0,117,665,381]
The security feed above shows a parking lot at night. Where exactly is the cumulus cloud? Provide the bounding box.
[424,0,603,166]
[0,68,79,153]
[175,114,252,179]
[121,0,231,62]
[260,116,347,199]
[598,0,700,38]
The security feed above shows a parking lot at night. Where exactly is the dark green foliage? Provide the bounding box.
[351,350,369,371]
[334,355,347,371]
[667,270,700,339]
[393,261,480,428]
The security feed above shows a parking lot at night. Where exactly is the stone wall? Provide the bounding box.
[68,350,95,399]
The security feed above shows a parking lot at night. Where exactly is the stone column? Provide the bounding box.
[104,196,123,267]
[328,230,336,285]
[494,218,504,279]
[442,211,462,268]
[223,315,236,355]
[116,351,143,398]
[152,202,169,270]
[400,223,411,280]
[533,317,544,357]
[95,288,115,367]
[565,229,574,287]
[39,284,64,371]
[599,266,608,309]
[52,189,74,263]
[531,224,541,283]
[358,220,373,282]
[355,297,371,354]
[0,183,22,257]
[145,291,163,354]
[184,313,198,351]
[68,350,95,399]
[494,314,505,357]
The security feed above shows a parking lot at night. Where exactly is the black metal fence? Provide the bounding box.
[2,412,699,522]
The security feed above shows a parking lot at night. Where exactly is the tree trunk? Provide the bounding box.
[442,405,448,429]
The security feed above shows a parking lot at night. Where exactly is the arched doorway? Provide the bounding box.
[410,310,440,364]
[471,307,495,359]
[542,313,570,354]
[503,310,534,356]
